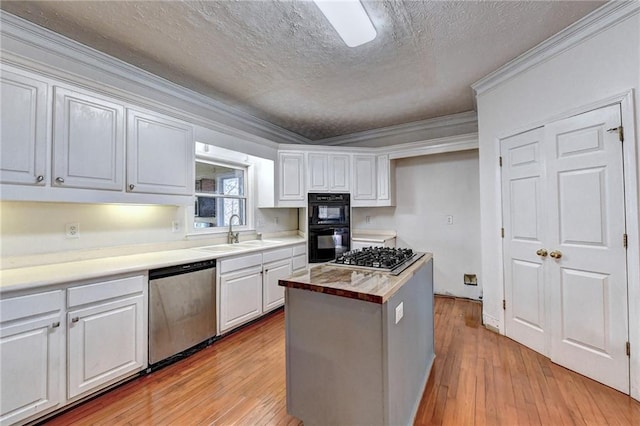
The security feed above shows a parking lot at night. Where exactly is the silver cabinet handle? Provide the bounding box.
[71,317,79,323]
[55,177,65,183]
[36,175,44,182]
[51,321,60,328]
[129,184,135,190]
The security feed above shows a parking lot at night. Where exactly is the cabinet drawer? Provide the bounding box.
[1,290,64,323]
[220,253,263,274]
[292,243,306,257]
[67,275,145,308]
[263,247,293,264]
[292,254,307,271]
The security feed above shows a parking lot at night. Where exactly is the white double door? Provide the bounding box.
[501,104,629,393]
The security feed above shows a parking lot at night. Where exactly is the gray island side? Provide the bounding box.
[279,254,434,426]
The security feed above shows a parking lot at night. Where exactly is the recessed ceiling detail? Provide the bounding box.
[0,0,605,141]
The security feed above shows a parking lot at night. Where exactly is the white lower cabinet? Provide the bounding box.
[292,243,307,271]
[0,291,64,426]
[67,294,144,399]
[219,245,303,333]
[263,258,292,313]
[219,265,263,333]
[0,274,146,425]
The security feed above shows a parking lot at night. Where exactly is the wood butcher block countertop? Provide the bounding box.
[279,253,432,304]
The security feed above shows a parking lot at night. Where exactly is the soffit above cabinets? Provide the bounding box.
[1,0,605,141]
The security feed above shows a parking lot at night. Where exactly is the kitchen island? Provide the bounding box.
[279,254,434,426]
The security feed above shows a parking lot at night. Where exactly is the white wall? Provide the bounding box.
[0,201,299,260]
[352,150,482,299]
[256,208,299,234]
[0,202,184,258]
[476,12,640,398]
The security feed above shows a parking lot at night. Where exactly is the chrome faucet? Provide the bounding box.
[228,214,241,244]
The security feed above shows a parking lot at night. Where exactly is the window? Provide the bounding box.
[194,160,247,230]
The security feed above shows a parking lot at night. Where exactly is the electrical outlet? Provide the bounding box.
[395,302,404,324]
[446,215,454,225]
[274,216,279,225]
[65,223,80,239]
[464,274,478,286]
[172,221,180,232]
[366,216,371,224]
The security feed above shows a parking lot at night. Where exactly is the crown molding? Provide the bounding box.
[280,133,478,158]
[383,133,478,159]
[316,111,478,146]
[0,10,310,147]
[471,1,640,97]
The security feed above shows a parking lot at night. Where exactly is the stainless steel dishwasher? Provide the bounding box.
[148,259,216,367]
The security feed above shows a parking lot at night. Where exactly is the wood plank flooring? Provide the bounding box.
[43,297,640,425]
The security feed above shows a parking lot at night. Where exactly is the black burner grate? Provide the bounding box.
[334,247,416,270]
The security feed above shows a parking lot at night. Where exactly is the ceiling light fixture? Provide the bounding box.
[312,0,377,48]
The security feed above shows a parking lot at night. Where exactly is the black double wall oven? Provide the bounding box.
[308,193,350,263]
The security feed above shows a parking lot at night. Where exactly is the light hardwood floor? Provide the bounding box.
[44,296,640,425]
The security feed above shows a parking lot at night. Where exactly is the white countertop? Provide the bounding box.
[0,236,306,293]
[351,233,396,243]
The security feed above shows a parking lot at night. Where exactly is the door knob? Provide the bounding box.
[550,250,562,259]
[536,249,548,257]
[55,177,65,183]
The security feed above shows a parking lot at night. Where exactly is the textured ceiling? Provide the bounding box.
[1,1,605,140]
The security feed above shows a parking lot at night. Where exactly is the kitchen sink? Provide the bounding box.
[238,239,281,246]
[195,244,245,253]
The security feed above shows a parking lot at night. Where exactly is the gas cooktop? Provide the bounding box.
[332,247,425,276]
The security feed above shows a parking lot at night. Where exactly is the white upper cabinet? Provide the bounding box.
[277,151,305,206]
[0,66,194,204]
[376,154,395,206]
[0,67,49,186]
[276,148,392,206]
[307,153,351,193]
[126,109,194,196]
[307,153,329,192]
[53,87,125,191]
[329,154,350,192]
[352,154,377,204]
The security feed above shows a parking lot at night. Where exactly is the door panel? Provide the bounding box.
[560,268,609,353]
[501,128,547,355]
[511,259,544,332]
[510,177,540,240]
[545,104,628,393]
[558,168,607,245]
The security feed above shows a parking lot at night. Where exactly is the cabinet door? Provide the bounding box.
[127,109,194,195]
[0,290,64,425]
[277,152,305,203]
[53,87,124,190]
[307,153,329,192]
[329,154,350,192]
[219,266,263,333]
[67,295,144,399]
[376,154,390,202]
[292,243,308,271]
[0,69,49,186]
[263,259,292,312]
[352,154,377,203]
